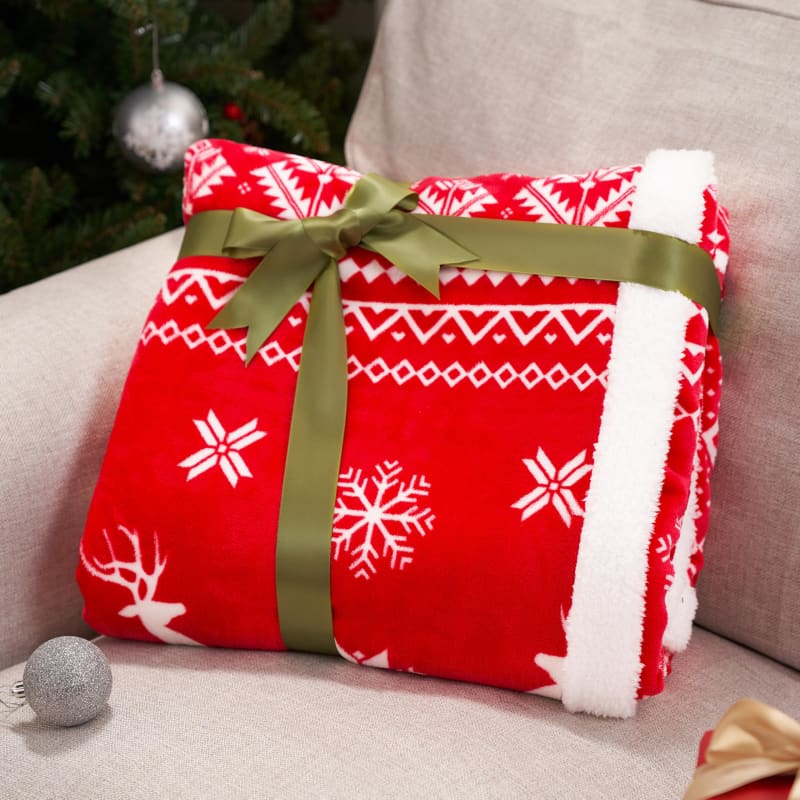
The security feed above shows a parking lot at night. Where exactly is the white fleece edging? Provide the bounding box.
[561,150,715,718]
[663,460,701,652]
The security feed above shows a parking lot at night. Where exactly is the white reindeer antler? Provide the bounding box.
[80,525,200,646]
[80,525,166,602]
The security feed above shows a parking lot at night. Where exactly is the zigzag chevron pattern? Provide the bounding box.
[343,301,613,346]
[140,320,607,391]
[159,270,614,348]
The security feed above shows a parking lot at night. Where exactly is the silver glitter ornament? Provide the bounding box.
[22,636,112,726]
[113,71,209,173]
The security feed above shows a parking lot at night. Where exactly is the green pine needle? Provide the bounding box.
[16,166,53,235]
[217,0,293,62]
[0,201,31,292]
[0,57,20,97]
[242,77,330,154]
[0,0,371,292]
[93,0,148,22]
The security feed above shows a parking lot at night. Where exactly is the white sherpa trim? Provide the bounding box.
[663,460,701,653]
[561,150,715,718]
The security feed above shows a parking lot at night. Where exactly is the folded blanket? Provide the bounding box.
[78,139,729,717]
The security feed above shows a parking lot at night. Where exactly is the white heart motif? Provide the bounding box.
[185,294,197,305]
[391,331,405,341]
[545,333,557,344]
[442,333,456,344]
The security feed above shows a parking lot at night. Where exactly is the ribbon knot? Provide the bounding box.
[208,173,478,364]
[302,206,365,260]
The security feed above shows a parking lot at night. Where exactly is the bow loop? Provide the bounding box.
[684,699,800,800]
[196,173,481,365]
[222,207,300,259]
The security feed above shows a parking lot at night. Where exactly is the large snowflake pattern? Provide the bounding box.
[332,460,435,580]
[512,448,592,527]
[178,410,267,488]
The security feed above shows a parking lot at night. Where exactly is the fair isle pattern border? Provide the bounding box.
[157,268,615,346]
[140,319,609,393]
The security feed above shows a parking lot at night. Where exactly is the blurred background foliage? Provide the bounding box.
[0,0,374,292]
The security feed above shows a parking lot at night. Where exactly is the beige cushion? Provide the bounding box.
[1,628,798,799]
[346,0,800,669]
[0,230,182,669]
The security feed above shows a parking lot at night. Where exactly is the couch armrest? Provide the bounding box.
[0,230,181,668]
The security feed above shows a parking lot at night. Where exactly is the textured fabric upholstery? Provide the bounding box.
[0,231,181,669]
[346,0,800,669]
[1,628,798,799]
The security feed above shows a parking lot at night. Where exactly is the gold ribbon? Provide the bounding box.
[178,173,722,656]
[684,698,800,800]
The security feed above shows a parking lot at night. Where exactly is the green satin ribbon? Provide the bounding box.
[178,173,721,656]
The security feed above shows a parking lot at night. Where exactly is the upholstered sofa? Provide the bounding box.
[2,1,798,797]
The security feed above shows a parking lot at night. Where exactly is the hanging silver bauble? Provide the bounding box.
[114,71,209,173]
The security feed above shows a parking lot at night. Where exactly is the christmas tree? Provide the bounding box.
[0,0,373,293]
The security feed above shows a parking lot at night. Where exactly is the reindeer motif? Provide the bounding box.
[80,525,200,646]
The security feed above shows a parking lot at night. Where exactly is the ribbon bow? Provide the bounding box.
[207,174,477,363]
[178,172,721,656]
[684,698,800,800]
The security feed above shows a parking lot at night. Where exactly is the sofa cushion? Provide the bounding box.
[0,230,182,669]
[1,628,798,799]
[346,0,800,670]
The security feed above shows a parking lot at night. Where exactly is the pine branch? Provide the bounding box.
[94,0,148,22]
[60,89,106,157]
[35,70,106,157]
[0,0,371,291]
[217,0,293,62]
[0,57,20,98]
[29,0,87,21]
[47,167,77,215]
[151,1,192,38]
[206,107,246,143]
[166,52,255,95]
[241,77,330,154]
[34,203,167,275]
[112,15,151,85]
[16,166,53,235]
[0,200,32,293]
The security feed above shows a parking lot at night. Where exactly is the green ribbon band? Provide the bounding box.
[178,173,721,656]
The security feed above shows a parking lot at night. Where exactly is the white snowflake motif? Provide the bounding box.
[512,449,592,526]
[178,410,266,488]
[332,461,435,580]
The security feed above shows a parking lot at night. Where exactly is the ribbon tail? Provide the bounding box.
[274,257,346,655]
[208,236,328,365]
[365,214,478,298]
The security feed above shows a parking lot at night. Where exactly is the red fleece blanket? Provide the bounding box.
[78,139,729,717]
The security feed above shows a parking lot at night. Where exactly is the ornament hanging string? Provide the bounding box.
[114,20,208,173]
[150,20,163,88]
[0,681,26,715]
